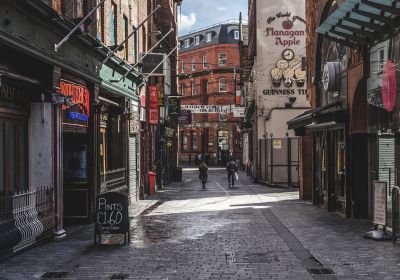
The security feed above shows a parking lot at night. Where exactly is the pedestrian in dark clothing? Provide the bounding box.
[227,158,238,187]
[199,161,208,189]
[195,155,199,166]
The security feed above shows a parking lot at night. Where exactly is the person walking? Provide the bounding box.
[199,161,208,189]
[227,158,238,188]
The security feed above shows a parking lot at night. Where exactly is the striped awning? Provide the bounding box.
[316,0,400,48]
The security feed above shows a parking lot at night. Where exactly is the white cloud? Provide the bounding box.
[217,7,227,11]
[178,13,197,31]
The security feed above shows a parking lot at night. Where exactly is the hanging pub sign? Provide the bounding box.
[94,192,130,244]
[148,109,158,125]
[168,96,181,115]
[60,80,90,127]
[382,60,396,112]
[155,76,165,106]
[129,100,140,135]
[148,85,158,109]
[140,89,146,108]
[178,110,192,124]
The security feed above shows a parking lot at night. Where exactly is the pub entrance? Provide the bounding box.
[60,79,92,223]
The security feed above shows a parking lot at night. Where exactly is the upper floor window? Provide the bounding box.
[191,80,196,95]
[181,61,186,73]
[206,32,212,42]
[192,58,196,71]
[218,53,227,66]
[123,15,129,60]
[234,30,240,40]
[180,83,186,96]
[184,39,190,48]
[219,78,227,92]
[194,36,200,45]
[96,1,105,41]
[202,56,208,69]
[110,2,117,46]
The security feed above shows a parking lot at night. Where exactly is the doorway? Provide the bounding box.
[217,130,229,165]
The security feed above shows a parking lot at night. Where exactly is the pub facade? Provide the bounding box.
[0,0,142,258]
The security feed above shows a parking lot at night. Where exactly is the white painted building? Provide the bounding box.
[244,0,310,185]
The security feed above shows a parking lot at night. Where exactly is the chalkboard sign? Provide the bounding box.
[94,192,130,244]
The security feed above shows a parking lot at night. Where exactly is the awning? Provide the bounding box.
[287,103,347,135]
[316,0,400,48]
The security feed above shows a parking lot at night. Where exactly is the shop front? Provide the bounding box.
[99,59,141,202]
[0,43,55,257]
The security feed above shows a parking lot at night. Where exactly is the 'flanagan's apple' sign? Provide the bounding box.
[266,12,305,46]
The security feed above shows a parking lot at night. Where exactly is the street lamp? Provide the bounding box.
[158,137,166,189]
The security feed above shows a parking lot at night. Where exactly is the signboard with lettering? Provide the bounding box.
[233,107,245,118]
[60,80,90,127]
[148,109,158,125]
[181,105,233,114]
[148,86,158,109]
[273,140,282,149]
[168,96,181,115]
[373,181,387,226]
[178,110,192,124]
[94,192,130,244]
[130,100,140,135]
[155,76,165,106]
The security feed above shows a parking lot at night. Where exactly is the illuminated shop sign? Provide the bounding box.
[60,80,90,127]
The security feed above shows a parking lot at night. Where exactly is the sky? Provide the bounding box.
[178,0,248,36]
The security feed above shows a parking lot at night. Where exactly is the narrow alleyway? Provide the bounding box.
[1,169,400,280]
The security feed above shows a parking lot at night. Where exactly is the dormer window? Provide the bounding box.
[234,30,239,40]
[184,39,190,48]
[194,36,200,45]
[206,32,212,42]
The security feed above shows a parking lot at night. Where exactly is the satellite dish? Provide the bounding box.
[382,60,396,112]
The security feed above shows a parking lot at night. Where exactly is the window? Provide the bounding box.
[184,39,190,48]
[191,80,196,95]
[180,83,186,96]
[182,133,187,151]
[194,36,200,45]
[206,32,212,42]
[234,30,240,40]
[97,1,105,42]
[123,15,129,60]
[181,61,186,73]
[0,119,28,195]
[191,58,196,71]
[191,132,197,150]
[132,26,137,64]
[218,53,227,66]
[378,49,385,73]
[202,56,208,68]
[219,78,227,92]
[110,2,117,46]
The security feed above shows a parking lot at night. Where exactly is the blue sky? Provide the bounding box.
[178,0,248,35]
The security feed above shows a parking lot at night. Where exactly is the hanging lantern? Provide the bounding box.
[382,60,397,112]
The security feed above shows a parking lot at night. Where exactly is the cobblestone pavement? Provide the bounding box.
[1,168,400,279]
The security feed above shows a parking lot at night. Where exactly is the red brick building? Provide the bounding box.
[178,23,243,166]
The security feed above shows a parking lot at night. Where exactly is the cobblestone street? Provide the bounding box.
[1,169,400,280]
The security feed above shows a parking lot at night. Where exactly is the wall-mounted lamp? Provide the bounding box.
[51,92,74,108]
